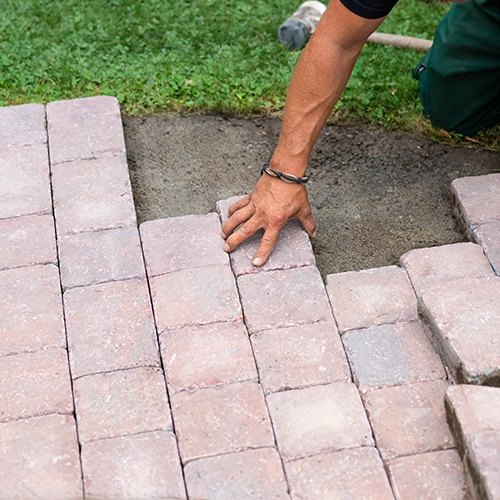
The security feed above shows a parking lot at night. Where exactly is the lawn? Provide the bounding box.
[1,0,498,146]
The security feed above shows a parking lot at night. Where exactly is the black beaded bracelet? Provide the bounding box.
[261,164,309,184]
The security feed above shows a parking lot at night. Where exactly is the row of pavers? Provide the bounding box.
[0,96,499,499]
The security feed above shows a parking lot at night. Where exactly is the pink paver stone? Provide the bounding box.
[0,214,57,271]
[474,221,500,275]
[238,266,332,334]
[52,155,136,235]
[140,213,229,276]
[184,448,289,500]
[420,275,500,384]
[73,367,171,444]
[0,414,83,499]
[0,144,51,219]
[64,279,160,378]
[251,321,350,394]
[342,321,446,390]
[46,96,126,165]
[217,196,315,276]
[151,265,242,332]
[400,242,493,296]
[81,431,186,500]
[0,348,73,423]
[0,103,47,148]
[160,321,257,394]
[171,381,274,463]
[362,380,455,460]
[0,265,65,357]
[388,449,470,500]
[451,173,500,237]
[285,447,394,500]
[266,382,373,460]
[326,265,418,333]
[59,226,145,289]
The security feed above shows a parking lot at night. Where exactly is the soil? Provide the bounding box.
[123,114,500,278]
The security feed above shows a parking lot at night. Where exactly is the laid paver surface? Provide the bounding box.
[1,96,499,499]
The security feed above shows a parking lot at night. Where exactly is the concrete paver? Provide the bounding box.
[474,221,500,274]
[184,448,290,500]
[0,103,47,148]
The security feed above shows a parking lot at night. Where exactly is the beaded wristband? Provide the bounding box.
[261,164,308,184]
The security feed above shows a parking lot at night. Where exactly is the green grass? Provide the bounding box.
[0,0,498,147]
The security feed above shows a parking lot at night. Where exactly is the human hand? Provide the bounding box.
[221,174,316,267]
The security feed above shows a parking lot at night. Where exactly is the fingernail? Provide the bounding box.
[312,231,317,239]
[252,257,261,267]
[223,243,230,252]
[220,231,226,239]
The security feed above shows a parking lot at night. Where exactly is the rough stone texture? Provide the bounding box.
[0,264,65,356]
[466,430,500,500]
[160,321,257,394]
[81,431,186,500]
[46,96,125,165]
[0,103,47,148]
[150,265,242,332]
[140,213,229,276]
[0,214,57,271]
[326,265,418,333]
[0,414,83,500]
[238,266,332,334]
[285,447,394,500]
[171,381,274,463]
[266,382,373,460]
[362,380,455,460]
[251,321,350,395]
[59,226,145,289]
[388,449,470,500]
[343,321,446,391]
[400,242,493,297]
[420,275,500,385]
[0,348,73,423]
[184,448,289,500]
[217,196,315,276]
[64,279,160,379]
[52,155,136,235]
[73,367,171,444]
[474,222,500,275]
[0,144,51,219]
[451,173,500,238]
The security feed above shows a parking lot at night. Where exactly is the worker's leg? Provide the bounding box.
[414,0,500,136]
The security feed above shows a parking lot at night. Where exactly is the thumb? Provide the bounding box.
[298,210,317,239]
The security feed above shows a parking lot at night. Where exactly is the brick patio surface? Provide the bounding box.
[0,97,499,499]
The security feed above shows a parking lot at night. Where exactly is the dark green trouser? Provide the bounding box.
[413,0,500,135]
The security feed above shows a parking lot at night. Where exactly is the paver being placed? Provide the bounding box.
[160,321,257,394]
[0,103,47,148]
[58,226,145,289]
[46,96,126,165]
[64,278,160,378]
[0,144,52,219]
[0,264,65,357]
[51,155,137,235]
[184,448,290,500]
[81,431,186,500]
[285,447,394,499]
[140,213,229,276]
[0,414,83,499]
[326,265,418,333]
[251,321,350,395]
[171,380,274,463]
[342,320,446,391]
[400,242,493,297]
[73,367,171,444]
[217,196,315,276]
[238,265,332,334]
[150,265,242,332]
[266,382,373,461]
[420,275,500,385]
[362,379,455,460]
[388,449,470,500]
[0,347,73,423]
[0,214,57,271]
[474,222,500,275]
